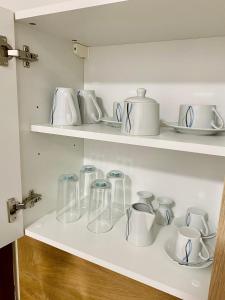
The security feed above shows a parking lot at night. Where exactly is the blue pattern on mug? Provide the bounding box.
[182,239,192,264]
[184,106,194,128]
[186,212,191,226]
[125,103,133,133]
[165,210,171,225]
[115,103,123,122]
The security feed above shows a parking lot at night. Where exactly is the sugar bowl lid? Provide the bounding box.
[125,88,157,104]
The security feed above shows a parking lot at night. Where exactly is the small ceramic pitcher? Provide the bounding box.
[155,197,174,226]
[126,203,155,247]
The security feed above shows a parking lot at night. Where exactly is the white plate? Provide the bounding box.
[164,236,215,269]
[100,117,122,128]
[173,216,216,239]
[164,121,225,135]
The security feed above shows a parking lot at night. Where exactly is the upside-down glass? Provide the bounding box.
[87,179,112,233]
[56,174,80,223]
[80,165,97,210]
[107,170,126,221]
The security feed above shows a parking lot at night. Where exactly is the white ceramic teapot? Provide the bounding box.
[121,88,160,136]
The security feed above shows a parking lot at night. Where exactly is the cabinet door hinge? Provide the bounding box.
[0,35,38,68]
[7,190,42,223]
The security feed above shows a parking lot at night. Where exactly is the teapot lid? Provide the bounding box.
[125,88,157,104]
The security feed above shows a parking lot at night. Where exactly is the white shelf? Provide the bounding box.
[31,123,225,157]
[25,211,211,300]
[16,0,225,46]
[15,0,126,19]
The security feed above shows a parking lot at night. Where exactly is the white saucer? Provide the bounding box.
[173,216,216,239]
[164,121,225,136]
[164,236,214,269]
[100,117,122,128]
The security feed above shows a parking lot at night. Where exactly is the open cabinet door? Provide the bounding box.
[0,7,23,248]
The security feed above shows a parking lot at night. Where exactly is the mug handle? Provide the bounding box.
[201,216,209,236]
[50,88,58,124]
[90,94,102,122]
[211,107,224,129]
[199,238,210,261]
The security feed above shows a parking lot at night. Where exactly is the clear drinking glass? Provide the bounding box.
[107,170,126,221]
[56,174,80,223]
[87,179,112,233]
[80,165,97,210]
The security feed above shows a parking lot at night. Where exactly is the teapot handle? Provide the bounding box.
[90,94,102,122]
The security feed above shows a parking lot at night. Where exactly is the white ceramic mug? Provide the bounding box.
[126,203,155,247]
[51,88,81,126]
[137,191,154,213]
[113,101,123,122]
[178,104,224,129]
[155,197,174,226]
[186,207,209,236]
[175,226,210,264]
[78,90,102,124]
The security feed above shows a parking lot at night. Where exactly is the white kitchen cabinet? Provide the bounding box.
[1,1,225,299]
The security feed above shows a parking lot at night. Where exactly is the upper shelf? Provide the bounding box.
[31,124,225,157]
[16,0,225,46]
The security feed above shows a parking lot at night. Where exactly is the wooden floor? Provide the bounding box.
[18,236,179,300]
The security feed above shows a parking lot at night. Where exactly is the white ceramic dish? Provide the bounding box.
[164,121,225,135]
[173,216,216,239]
[164,236,215,269]
[100,117,122,128]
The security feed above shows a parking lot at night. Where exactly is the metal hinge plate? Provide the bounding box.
[0,35,38,68]
[7,190,42,223]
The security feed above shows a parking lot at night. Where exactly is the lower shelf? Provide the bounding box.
[25,211,211,300]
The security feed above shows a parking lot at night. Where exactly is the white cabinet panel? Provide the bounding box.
[15,23,84,226]
[0,7,23,248]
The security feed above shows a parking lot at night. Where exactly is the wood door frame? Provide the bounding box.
[208,182,225,299]
[0,243,15,300]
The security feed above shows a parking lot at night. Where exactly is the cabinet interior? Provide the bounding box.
[14,3,225,298]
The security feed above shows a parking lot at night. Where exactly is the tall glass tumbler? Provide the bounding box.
[80,165,97,210]
[56,174,80,223]
[107,170,126,220]
[87,179,112,233]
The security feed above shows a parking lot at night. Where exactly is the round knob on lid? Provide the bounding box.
[137,88,146,98]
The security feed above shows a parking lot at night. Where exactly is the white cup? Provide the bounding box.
[186,207,209,236]
[175,226,210,264]
[51,88,81,126]
[126,203,155,247]
[113,101,123,122]
[178,104,224,129]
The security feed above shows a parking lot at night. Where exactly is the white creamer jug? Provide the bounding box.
[126,203,156,247]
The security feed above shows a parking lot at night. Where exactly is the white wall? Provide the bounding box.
[84,37,225,121]
[84,37,225,227]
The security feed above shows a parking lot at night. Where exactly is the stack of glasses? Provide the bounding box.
[56,166,126,233]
